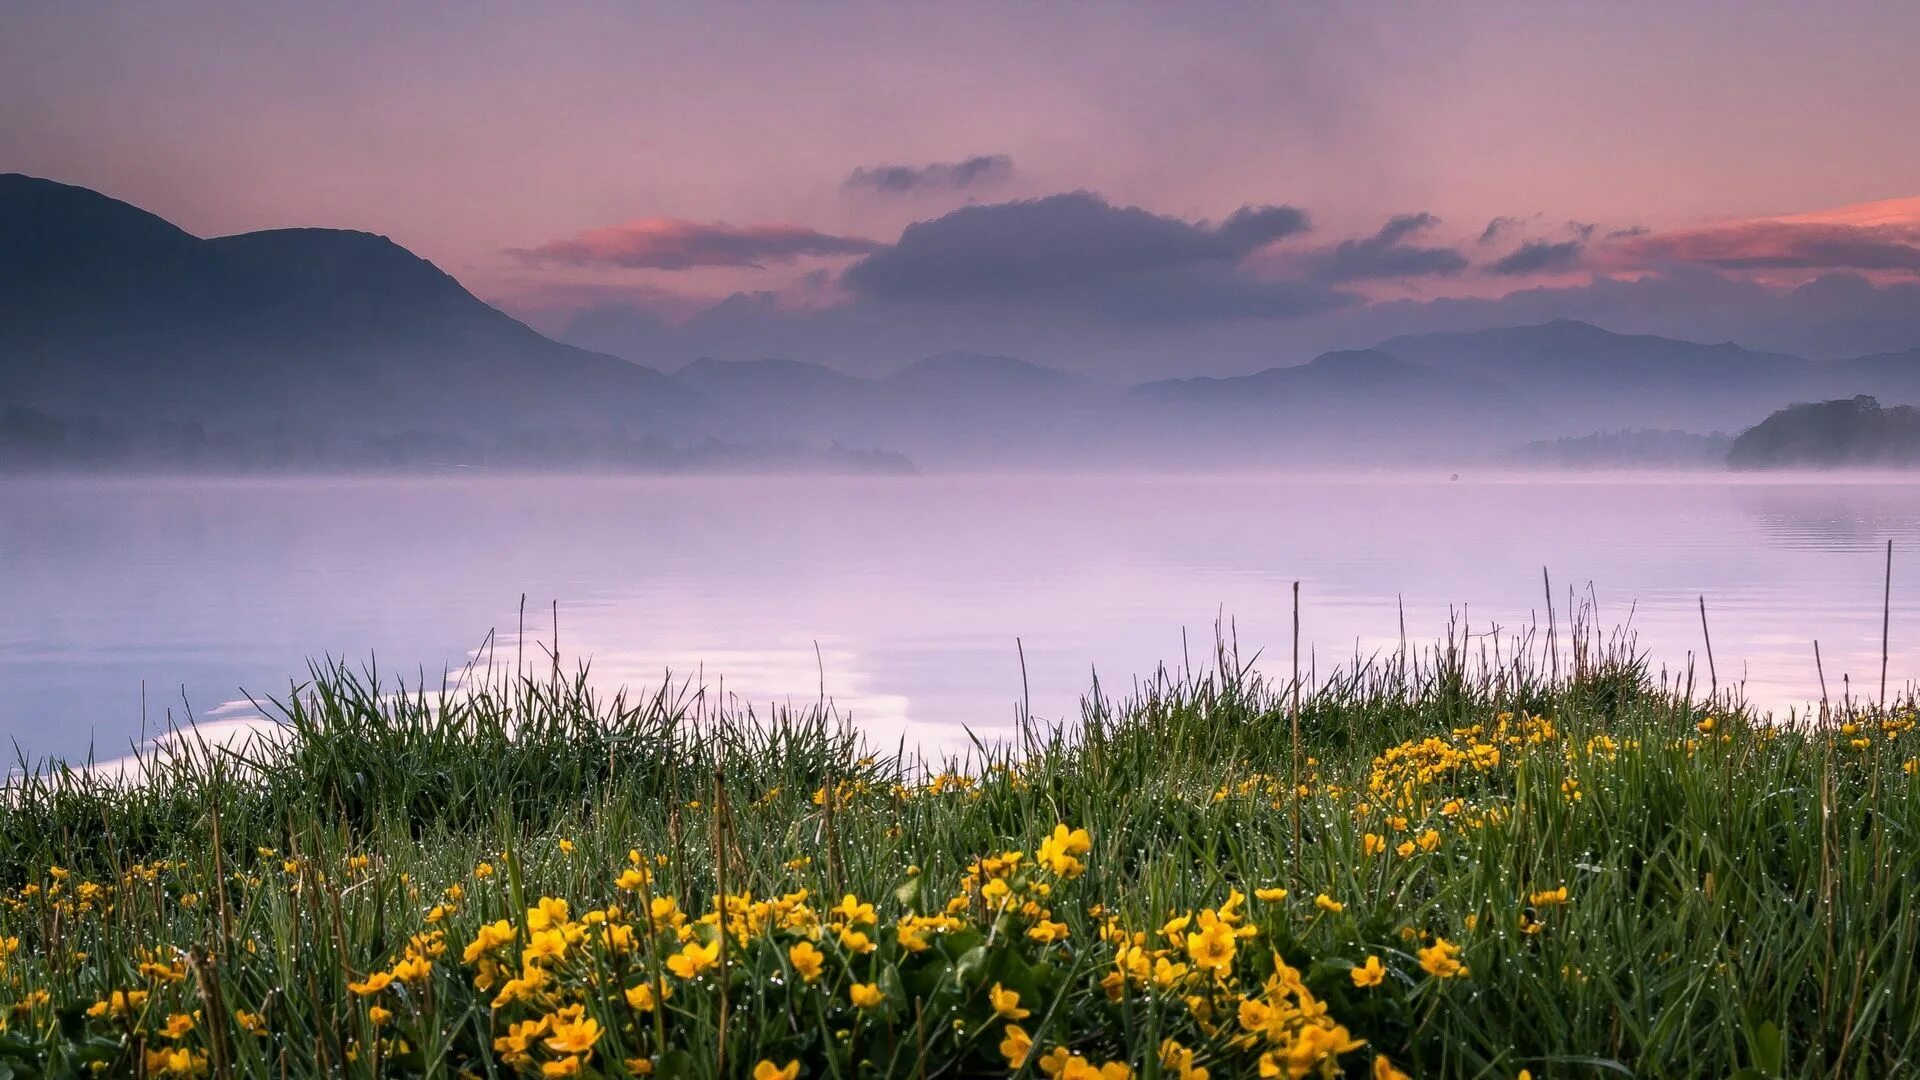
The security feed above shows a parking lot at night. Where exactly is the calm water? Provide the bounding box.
[2,472,1917,762]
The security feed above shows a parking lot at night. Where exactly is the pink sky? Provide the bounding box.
[4,1,1918,343]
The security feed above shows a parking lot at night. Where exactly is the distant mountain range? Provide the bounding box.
[1132,320,1920,441]
[6,172,1920,471]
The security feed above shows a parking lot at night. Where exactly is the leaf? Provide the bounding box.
[953,944,990,989]
[652,1049,697,1079]
[1746,1019,1784,1076]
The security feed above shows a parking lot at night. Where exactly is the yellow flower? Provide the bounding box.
[625,982,669,1010]
[1027,920,1070,944]
[1152,956,1190,990]
[989,982,1031,1020]
[667,938,721,979]
[1351,955,1386,988]
[830,894,877,925]
[850,982,885,1010]
[1254,887,1288,902]
[492,964,552,1008]
[522,927,568,965]
[368,1005,393,1027]
[753,1061,800,1080]
[1160,1038,1210,1080]
[1373,1056,1413,1080]
[1186,923,1236,976]
[144,1047,207,1077]
[1418,937,1469,979]
[86,989,149,1017]
[558,839,576,855]
[1528,886,1570,907]
[615,868,649,890]
[1315,894,1344,914]
[999,1024,1034,1068]
[789,939,826,982]
[160,1013,196,1039]
[347,972,394,996]
[542,1057,583,1078]
[544,1014,602,1055]
[839,927,877,954]
[1036,823,1093,878]
[1362,833,1387,857]
[1395,840,1416,858]
[527,897,571,931]
[648,896,682,930]
[390,954,433,984]
[463,920,516,964]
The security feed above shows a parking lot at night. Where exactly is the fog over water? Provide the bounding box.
[2,471,1917,763]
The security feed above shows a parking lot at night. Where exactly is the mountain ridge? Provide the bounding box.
[0,173,698,438]
[8,173,1920,469]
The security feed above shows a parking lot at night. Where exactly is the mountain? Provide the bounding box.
[1133,348,1487,405]
[13,172,1920,472]
[1370,319,1817,431]
[1729,396,1920,468]
[1375,319,1806,384]
[0,174,696,440]
[1124,348,1517,459]
[1825,347,1920,406]
[883,352,1091,399]
[669,357,878,443]
[675,356,869,399]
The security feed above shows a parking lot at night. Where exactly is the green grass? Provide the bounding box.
[1,628,1915,1079]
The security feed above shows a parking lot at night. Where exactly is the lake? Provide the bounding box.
[2,472,1916,764]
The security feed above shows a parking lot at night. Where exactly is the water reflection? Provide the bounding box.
[1,472,1915,762]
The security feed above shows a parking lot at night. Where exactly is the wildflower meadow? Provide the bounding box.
[1,627,1916,1078]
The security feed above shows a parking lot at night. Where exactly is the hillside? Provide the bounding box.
[0,174,697,443]
[1728,395,1920,468]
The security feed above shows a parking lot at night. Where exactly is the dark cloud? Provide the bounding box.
[1620,221,1920,274]
[840,191,1334,320]
[1479,216,1523,245]
[510,219,882,270]
[843,155,1015,195]
[1307,212,1469,281]
[1489,238,1585,276]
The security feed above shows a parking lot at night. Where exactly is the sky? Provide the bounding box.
[5,0,1920,377]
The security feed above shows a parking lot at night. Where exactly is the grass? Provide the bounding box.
[1,624,1916,1079]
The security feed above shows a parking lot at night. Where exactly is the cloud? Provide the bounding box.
[1618,220,1920,274]
[839,191,1336,320]
[1489,238,1585,276]
[1479,216,1523,245]
[510,219,883,270]
[843,154,1016,195]
[1774,194,1920,229]
[1306,212,1469,281]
